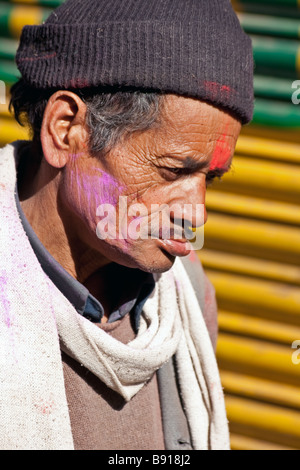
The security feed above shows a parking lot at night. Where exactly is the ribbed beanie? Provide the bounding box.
[16,0,254,124]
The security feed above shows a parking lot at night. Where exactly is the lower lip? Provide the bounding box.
[157,239,192,257]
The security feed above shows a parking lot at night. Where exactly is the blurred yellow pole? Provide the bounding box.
[236,135,300,164]
[221,157,300,201]
[204,214,300,261]
[230,433,296,450]
[0,117,28,145]
[218,310,300,345]
[207,270,300,320]
[199,249,300,285]
[206,190,300,225]
[225,396,300,448]
[217,333,299,385]
[220,370,300,409]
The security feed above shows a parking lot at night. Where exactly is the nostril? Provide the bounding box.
[184,225,194,239]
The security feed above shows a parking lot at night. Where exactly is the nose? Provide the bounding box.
[176,203,207,230]
[170,175,208,230]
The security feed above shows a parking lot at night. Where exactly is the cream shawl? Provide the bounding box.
[0,142,230,450]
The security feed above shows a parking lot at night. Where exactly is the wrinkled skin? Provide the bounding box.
[19,92,241,318]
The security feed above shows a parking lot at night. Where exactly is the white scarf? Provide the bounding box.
[0,142,230,450]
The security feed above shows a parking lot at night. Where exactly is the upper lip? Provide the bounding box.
[158,238,191,248]
[157,227,191,242]
[163,238,188,243]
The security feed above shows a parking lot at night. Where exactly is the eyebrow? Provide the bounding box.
[181,156,207,171]
[158,154,208,170]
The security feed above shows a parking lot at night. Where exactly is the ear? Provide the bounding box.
[40,91,88,169]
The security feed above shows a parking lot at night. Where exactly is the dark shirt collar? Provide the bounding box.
[15,185,154,330]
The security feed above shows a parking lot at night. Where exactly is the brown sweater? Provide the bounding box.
[62,256,218,451]
[62,313,165,450]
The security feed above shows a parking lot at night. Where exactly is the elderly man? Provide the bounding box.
[0,0,253,451]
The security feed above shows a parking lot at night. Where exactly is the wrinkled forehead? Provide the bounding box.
[155,96,241,146]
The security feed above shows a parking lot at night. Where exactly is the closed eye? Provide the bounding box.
[159,166,193,181]
[167,167,188,175]
[159,161,230,184]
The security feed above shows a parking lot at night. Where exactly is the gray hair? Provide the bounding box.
[81,90,163,155]
[10,80,163,158]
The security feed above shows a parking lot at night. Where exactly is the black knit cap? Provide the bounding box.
[16,0,254,124]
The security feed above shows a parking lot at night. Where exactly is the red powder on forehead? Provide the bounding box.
[210,118,233,170]
[210,134,232,170]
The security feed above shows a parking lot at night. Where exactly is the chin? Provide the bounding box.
[100,238,177,273]
[124,248,176,274]
[138,255,176,274]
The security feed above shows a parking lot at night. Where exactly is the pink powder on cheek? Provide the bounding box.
[69,157,124,208]
[97,170,124,206]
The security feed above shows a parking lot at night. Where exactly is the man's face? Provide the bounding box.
[60,95,241,273]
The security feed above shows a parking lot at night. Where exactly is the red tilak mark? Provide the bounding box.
[210,136,232,171]
[210,119,232,171]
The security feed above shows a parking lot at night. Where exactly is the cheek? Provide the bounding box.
[64,159,125,227]
[77,171,123,209]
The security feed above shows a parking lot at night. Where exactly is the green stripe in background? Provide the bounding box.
[0,38,18,61]
[235,0,299,7]
[0,59,19,84]
[0,4,12,36]
[253,98,300,128]
[238,13,300,39]
[233,1,300,18]
[254,75,297,101]
[0,0,63,7]
[0,3,52,38]
[252,36,300,76]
